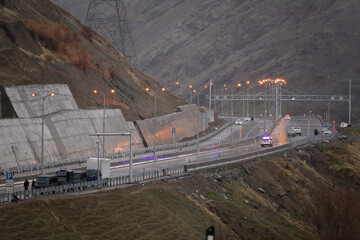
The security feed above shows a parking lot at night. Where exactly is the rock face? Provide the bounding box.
[124,0,359,121]
[0,0,186,121]
[54,0,360,122]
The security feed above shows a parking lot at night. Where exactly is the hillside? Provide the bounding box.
[53,0,359,122]
[0,0,186,121]
[1,134,360,239]
[125,0,360,122]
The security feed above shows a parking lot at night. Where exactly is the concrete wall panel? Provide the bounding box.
[5,84,78,118]
[0,85,201,169]
[136,104,207,146]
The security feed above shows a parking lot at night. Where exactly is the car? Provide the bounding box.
[235,119,243,125]
[292,126,302,135]
[287,128,296,137]
[284,114,291,120]
[261,136,273,147]
[34,174,58,188]
[323,129,332,135]
[244,117,251,122]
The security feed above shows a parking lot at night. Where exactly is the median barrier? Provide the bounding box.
[186,143,291,171]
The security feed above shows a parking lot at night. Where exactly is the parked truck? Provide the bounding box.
[86,158,111,181]
[56,169,74,185]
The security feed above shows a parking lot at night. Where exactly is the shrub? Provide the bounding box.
[26,20,93,70]
[82,24,94,41]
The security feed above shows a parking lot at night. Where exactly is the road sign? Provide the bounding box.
[6,172,13,180]
[5,180,14,194]
[322,123,326,128]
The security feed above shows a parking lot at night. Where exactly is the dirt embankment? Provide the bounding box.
[1,138,360,239]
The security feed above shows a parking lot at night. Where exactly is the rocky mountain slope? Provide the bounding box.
[53,0,359,122]
[125,0,360,121]
[0,0,185,121]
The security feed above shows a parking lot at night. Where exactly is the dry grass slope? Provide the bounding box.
[0,185,236,240]
[25,20,93,70]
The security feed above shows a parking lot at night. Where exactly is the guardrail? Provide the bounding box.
[0,165,184,203]
[0,118,275,179]
[186,132,336,172]
[0,124,336,203]
[0,122,232,178]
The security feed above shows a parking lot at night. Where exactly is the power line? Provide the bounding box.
[85,0,137,64]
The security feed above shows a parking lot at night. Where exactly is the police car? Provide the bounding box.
[261,136,273,147]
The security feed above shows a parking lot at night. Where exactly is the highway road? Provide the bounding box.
[109,115,322,177]
[1,116,322,193]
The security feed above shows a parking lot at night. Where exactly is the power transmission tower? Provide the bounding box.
[85,0,137,64]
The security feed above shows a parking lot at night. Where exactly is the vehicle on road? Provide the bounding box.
[292,126,302,135]
[73,170,87,183]
[323,129,332,135]
[244,117,251,122]
[34,175,58,188]
[56,169,74,185]
[87,158,111,181]
[235,119,243,125]
[284,114,291,120]
[287,128,296,137]
[261,136,273,147]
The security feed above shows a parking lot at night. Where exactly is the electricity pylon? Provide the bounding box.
[85,0,137,63]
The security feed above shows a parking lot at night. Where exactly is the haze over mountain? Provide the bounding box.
[0,0,185,121]
[55,0,360,122]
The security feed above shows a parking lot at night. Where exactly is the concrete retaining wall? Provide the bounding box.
[136,104,208,146]
[0,109,144,169]
[0,84,204,169]
[5,84,78,118]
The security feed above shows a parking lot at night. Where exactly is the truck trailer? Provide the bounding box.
[86,158,111,181]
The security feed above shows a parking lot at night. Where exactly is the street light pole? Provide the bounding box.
[102,94,106,158]
[349,79,352,126]
[221,89,224,114]
[209,79,212,110]
[96,141,100,188]
[31,92,55,175]
[93,89,115,158]
[253,85,256,143]
[197,92,200,154]
[154,91,157,161]
[41,97,45,175]
[246,81,250,116]
[231,87,233,145]
[129,130,133,182]
[146,87,165,163]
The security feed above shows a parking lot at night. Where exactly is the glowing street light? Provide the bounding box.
[93,89,116,157]
[146,87,165,162]
[31,92,56,175]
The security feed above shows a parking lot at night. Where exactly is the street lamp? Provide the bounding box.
[259,79,273,132]
[189,85,193,103]
[237,83,242,116]
[93,89,116,158]
[193,89,200,154]
[246,80,250,116]
[31,92,56,175]
[176,81,181,98]
[225,85,234,145]
[146,87,165,162]
[274,78,286,119]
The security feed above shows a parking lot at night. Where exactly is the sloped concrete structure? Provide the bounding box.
[0,84,205,169]
[5,84,78,118]
[136,104,207,146]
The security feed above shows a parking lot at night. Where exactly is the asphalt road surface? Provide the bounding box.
[1,116,322,193]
